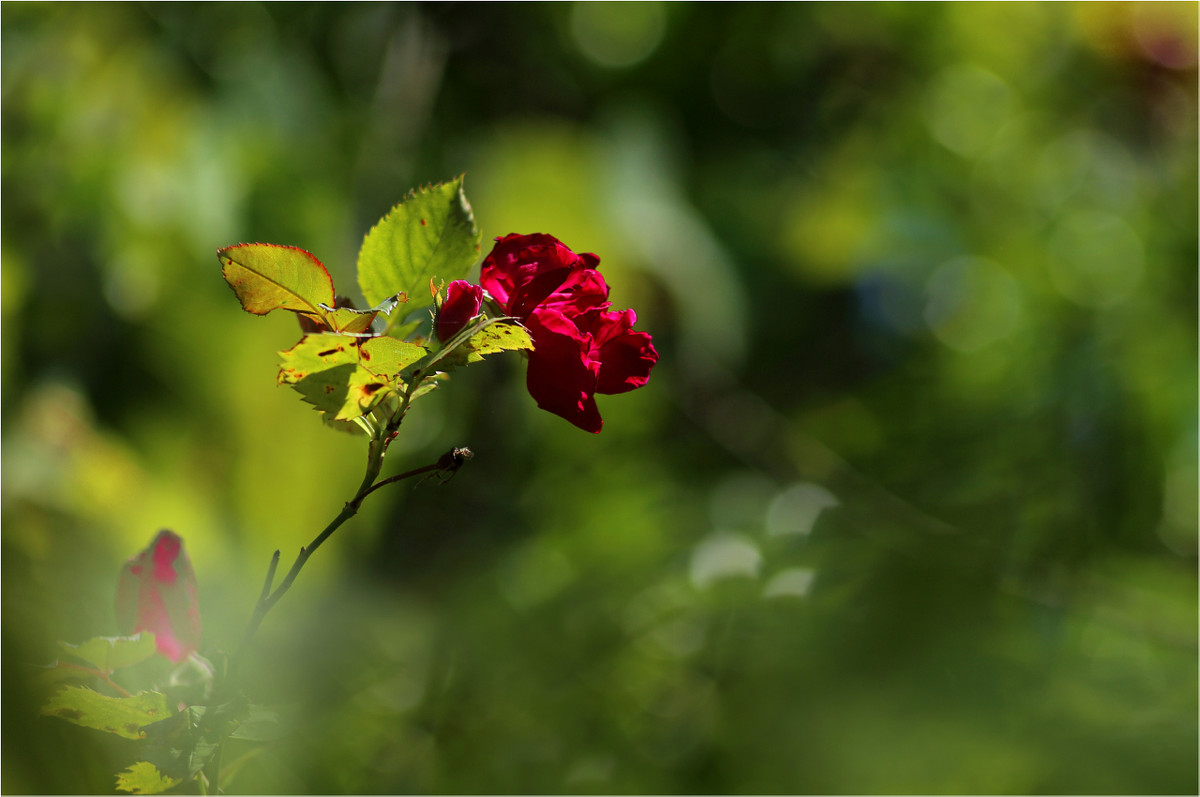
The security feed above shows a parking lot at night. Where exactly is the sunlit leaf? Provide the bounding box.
[359,335,427,379]
[218,243,334,321]
[277,334,403,421]
[58,633,157,673]
[42,686,171,740]
[357,176,482,321]
[461,319,533,361]
[434,317,534,370]
[116,762,180,795]
[315,293,407,335]
[277,333,360,384]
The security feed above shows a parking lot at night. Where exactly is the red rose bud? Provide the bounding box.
[436,280,484,343]
[115,530,201,663]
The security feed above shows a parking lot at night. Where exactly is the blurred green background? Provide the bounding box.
[3,2,1196,793]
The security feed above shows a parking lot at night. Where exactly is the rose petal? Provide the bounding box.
[591,309,659,395]
[481,233,609,320]
[525,309,603,433]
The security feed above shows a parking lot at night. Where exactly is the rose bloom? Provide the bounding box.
[115,530,202,663]
[481,233,658,433]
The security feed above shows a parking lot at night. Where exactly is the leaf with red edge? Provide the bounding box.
[115,531,201,664]
[218,243,335,322]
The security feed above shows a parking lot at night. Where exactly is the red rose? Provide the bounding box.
[481,233,609,320]
[115,530,202,663]
[436,279,484,343]
[480,234,658,433]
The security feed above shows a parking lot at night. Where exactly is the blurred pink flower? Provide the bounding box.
[115,530,201,663]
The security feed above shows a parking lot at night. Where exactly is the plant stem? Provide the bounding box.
[225,443,470,683]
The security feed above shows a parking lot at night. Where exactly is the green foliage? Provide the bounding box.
[115,762,180,795]
[436,317,534,369]
[219,244,335,319]
[357,176,482,321]
[322,293,406,336]
[41,686,171,740]
[141,704,224,782]
[219,244,403,334]
[229,180,525,432]
[359,335,429,380]
[227,705,284,742]
[58,633,157,673]
[277,334,385,421]
[4,4,1196,796]
[277,333,428,421]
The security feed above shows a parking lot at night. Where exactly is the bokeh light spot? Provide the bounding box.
[925,63,1014,158]
[570,2,666,69]
[766,482,839,537]
[1047,210,1144,308]
[1132,1,1199,70]
[924,256,1023,352]
[763,567,817,599]
[689,532,762,590]
[1034,129,1140,214]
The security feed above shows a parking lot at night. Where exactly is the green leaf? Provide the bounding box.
[228,705,285,742]
[219,243,335,320]
[461,319,534,362]
[319,292,406,335]
[277,333,360,383]
[278,334,412,421]
[116,762,180,795]
[357,176,482,319]
[142,704,223,780]
[58,633,158,673]
[432,316,534,371]
[42,686,171,740]
[359,335,427,379]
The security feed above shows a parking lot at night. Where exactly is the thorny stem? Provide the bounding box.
[227,439,467,683]
[206,340,479,793]
[204,440,470,793]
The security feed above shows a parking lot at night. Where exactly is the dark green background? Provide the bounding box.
[3,3,1196,793]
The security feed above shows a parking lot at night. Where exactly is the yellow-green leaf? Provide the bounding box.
[278,334,411,421]
[42,686,171,740]
[116,762,180,795]
[462,320,533,361]
[219,243,334,319]
[359,335,426,379]
[58,633,157,673]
